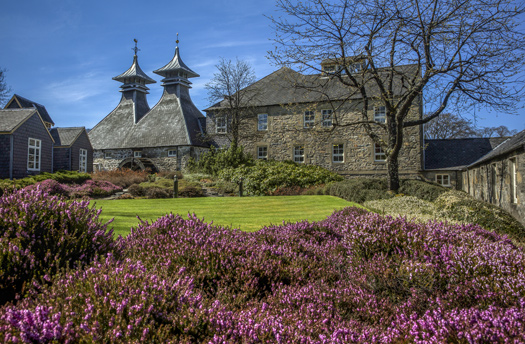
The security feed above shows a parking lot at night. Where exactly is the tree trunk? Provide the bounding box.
[387,155,400,192]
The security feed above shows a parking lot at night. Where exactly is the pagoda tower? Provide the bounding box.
[112,41,156,123]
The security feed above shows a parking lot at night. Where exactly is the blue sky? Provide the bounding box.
[1,0,523,132]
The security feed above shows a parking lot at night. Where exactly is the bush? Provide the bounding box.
[23,179,122,199]
[435,190,525,242]
[187,145,254,176]
[0,188,116,305]
[219,160,343,196]
[326,178,392,203]
[3,209,525,342]
[399,179,448,202]
[156,170,183,180]
[0,171,91,194]
[91,169,149,188]
[145,187,171,199]
[127,184,145,197]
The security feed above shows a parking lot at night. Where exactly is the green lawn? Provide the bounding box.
[91,195,359,236]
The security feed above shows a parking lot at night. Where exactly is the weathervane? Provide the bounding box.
[176,33,179,46]
[132,38,140,55]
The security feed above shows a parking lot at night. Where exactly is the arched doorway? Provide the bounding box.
[118,157,158,173]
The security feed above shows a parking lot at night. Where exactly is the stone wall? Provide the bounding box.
[93,145,209,172]
[460,149,524,225]
[421,170,462,189]
[207,101,423,177]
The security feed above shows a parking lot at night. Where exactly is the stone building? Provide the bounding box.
[205,64,423,178]
[460,130,525,225]
[88,43,208,172]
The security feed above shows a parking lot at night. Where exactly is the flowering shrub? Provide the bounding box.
[91,169,149,188]
[219,160,343,195]
[0,187,117,304]
[24,179,122,198]
[1,208,524,342]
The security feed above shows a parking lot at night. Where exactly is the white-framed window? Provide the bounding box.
[332,144,344,163]
[104,152,111,159]
[79,149,88,173]
[258,114,268,131]
[374,106,386,123]
[216,117,227,134]
[304,111,315,128]
[374,144,386,162]
[168,150,177,157]
[323,65,336,74]
[257,146,268,160]
[27,138,41,171]
[294,145,305,163]
[436,174,450,187]
[510,158,518,204]
[134,151,142,158]
[322,109,333,127]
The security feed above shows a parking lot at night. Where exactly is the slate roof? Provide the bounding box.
[6,94,54,126]
[205,65,419,111]
[424,137,509,170]
[50,127,86,147]
[113,55,156,84]
[154,46,199,78]
[469,130,525,167]
[0,108,38,133]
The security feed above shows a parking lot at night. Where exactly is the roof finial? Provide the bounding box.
[132,38,140,56]
[176,33,179,46]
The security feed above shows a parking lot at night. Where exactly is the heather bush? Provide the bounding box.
[0,188,116,305]
[0,171,91,194]
[91,169,149,188]
[127,184,145,197]
[219,160,343,196]
[23,179,122,198]
[2,208,525,342]
[144,187,171,199]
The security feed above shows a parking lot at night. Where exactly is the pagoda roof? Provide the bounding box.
[153,46,199,78]
[113,55,156,85]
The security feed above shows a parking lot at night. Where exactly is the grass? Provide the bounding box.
[92,195,359,236]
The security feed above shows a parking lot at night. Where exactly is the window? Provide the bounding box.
[374,106,386,123]
[79,149,87,173]
[27,138,41,171]
[134,151,142,158]
[332,144,344,163]
[374,144,386,162]
[294,145,305,163]
[257,146,268,160]
[104,152,111,159]
[304,111,315,128]
[168,150,177,157]
[216,117,227,133]
[511,158,518,204]
[258,114,268,131]
[322,110,333,127]
[323,65,336,74]
[436,174,450,187]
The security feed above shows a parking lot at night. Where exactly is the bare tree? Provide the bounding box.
[477,125,518,138]
[0,68,11,107]
[268,0,525,190]
[205,58,257,151]
[424,113,477,139]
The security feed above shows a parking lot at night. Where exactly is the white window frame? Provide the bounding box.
[294,145,305,163]
[374,144,386,162]
[104,152,111,159]
[134,151,142,158]
[322,109,333,127]
[79,148,88,173]
[216,117,227,134]
[27,138,41,171]
[304,111,315,128]
[258,114,268,131]
[168,150,177,157]
[374,106,386,123]
[436,174,451,187]
[332,144,344,163]
[257,146,268,160]
[510,158,518,204]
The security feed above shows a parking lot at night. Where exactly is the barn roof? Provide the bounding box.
[469,130,525,167]
[50,127,86,147]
